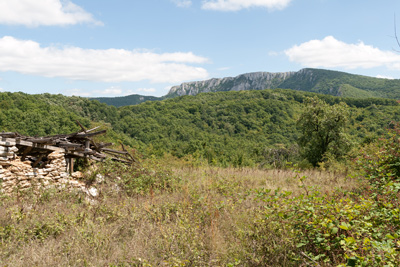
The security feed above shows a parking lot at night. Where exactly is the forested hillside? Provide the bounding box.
[115,89,399,166]
[279,68,400,99]
[1,89,398,167]
[94,68,400,108]
[167,68,400,100]
[91,94,163,107]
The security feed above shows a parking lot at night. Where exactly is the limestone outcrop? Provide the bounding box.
[167,71,296,97]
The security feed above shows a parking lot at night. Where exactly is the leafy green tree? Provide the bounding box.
[297,96,350,166]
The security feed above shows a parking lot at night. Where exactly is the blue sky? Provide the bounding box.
[0,0,400,97]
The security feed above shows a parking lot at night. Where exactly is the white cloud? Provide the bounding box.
[137,88,156,93]
[172,0,192,8]
[64,88,91,97]
[0,36,209,83]
[376,75,395,80]
[0,0,102,26]
[202,0,292,11]
[96,86,123,95]
[284,36,400,70]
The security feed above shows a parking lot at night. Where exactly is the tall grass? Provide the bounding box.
[0,158,359,266]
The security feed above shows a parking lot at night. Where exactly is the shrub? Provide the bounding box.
[253,126,400,266]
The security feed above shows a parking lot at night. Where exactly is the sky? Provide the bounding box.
[0,0,400,97]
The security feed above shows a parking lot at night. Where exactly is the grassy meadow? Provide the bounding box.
[0,156,362,266]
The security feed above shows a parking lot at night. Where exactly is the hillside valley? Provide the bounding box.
[1,85,400,266]
[93,68,400,107]
[0,89,398,167]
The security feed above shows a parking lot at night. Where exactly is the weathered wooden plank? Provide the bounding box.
[25,137,55,144]
[0,132,20,138]
[57,142,83,148]
[12,138,63,152]
[0,126,133,165]
[85,126,101,133]
[102,148,130,154]
[32,154,45,168]
[76,120,87,133]
[21,146,33,161]
[75,130,107,138]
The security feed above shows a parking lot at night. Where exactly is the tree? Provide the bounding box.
[297,96,350,166]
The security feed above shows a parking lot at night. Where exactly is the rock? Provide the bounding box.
[88,187,98,197]
[95,174,105,183]
[167,71,296,97]
[71,171,83,179]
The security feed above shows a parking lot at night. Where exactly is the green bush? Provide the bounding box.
[253,126,400,266]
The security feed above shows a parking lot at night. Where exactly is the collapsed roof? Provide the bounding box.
[0,121,136,171]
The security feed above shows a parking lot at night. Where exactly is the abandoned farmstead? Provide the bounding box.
[0,124,135,195]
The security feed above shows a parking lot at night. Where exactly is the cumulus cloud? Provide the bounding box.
[0,36,209,83]
[64,88,92,97]
[137,88,156,93]
[172,0,192,8]
[96,86,123,95]
[376,75,395,80]
[202,0,292,11]
[284,36,400,70]
[0,0,102,26]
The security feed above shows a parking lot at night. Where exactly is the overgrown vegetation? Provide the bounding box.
[1,125,399,265]
[0,157,358,266]
[0,90,398,168]
[251,125,400,266]
[1,88,400,265]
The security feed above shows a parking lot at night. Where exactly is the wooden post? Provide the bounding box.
[69,158,74,174]
[66,157,74,174]
[21,146,33,161]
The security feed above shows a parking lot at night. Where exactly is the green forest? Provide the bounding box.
[1,88,400,266]
[0,89,399,168]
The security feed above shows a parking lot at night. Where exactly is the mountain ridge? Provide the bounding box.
[93,68,400,107]
[167,71,296,97]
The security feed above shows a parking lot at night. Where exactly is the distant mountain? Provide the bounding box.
[93,68,400,107]
[167,68,400,99]
[91,94,163,107]
[166,71,295,97]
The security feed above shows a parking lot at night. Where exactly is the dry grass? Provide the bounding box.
[0,160,361,266]
[172,164,359,195]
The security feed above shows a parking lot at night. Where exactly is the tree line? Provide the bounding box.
[0,89,398,167]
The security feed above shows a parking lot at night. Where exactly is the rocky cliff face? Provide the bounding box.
[167,71,296,97]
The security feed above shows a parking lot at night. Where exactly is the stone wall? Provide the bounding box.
[0,144,97,196]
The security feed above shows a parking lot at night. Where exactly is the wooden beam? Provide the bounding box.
[2,138,63,152]
[32,154,45,168]
[25,137,55,144]
[76,120,87,133]
[85,126,101,133]
[0,132,21,138]
[102,148,130,154]
[21,146,33,161]
[75,130,107,138]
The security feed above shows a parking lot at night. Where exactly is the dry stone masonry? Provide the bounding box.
[0,124,135,196]
[0,143,96,196]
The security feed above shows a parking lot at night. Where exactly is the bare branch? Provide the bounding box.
[394,14,400,52]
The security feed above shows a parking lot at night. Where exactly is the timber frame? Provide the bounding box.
[0,122,136,174]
